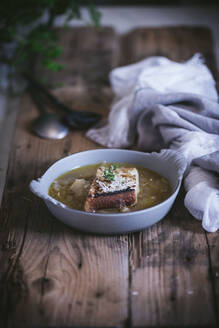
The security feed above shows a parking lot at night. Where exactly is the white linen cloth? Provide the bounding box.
[87,54,219,232]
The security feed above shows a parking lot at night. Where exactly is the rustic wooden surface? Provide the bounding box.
[0,27,218,328]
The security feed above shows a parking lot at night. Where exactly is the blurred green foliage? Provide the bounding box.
[0,0,101,72]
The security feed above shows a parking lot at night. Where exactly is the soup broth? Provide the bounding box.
[49,163,172,213]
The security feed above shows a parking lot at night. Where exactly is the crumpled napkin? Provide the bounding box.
[87,54,219,232]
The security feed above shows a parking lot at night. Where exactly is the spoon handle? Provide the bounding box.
[25,74,102,129]
[25,74,76,114]
[28,86,47,115]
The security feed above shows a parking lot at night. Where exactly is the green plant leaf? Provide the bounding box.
[1,0,101,72]
[88,2,101,27]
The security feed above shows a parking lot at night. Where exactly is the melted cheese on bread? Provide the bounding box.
[84,165,139,212]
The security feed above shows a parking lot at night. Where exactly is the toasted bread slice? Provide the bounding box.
[84,165,139,212]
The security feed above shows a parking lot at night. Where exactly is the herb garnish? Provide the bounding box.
[103,163,120,181]
[103,168,115,181]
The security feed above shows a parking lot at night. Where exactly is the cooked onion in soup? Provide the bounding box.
[49,163,171,213]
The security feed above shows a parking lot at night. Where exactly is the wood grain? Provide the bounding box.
[0,26,218,328]
[121,27,218,75]
[205,232,219,324]
[0,28,128,328]
[0,91,128,328]
[35,27,120,89]
[129,195,217,327]
[124,27,219,328]
[0,98,19,206]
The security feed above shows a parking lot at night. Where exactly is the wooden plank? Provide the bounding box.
[0,90,128,328]
[121,26,218,79]
[129,197,217,326]
[35,26,120,89]
[205,232,219,324]
[0,97,19,206]
[0,26,218,327]
[124,27,219,327]
[0,28,129,327]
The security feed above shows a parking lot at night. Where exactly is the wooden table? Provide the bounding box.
[0,27,218,328]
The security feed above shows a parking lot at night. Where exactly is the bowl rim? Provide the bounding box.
[44,148,183,217]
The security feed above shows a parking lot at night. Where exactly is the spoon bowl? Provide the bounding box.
[29,86,69,140]
[32,113,69,140]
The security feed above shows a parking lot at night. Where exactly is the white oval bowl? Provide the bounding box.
[30,149,186,234]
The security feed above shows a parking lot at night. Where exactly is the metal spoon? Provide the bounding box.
[29,87,69,140]
[25,74,102,129]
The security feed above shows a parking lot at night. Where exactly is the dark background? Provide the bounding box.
[81,1,218,5]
